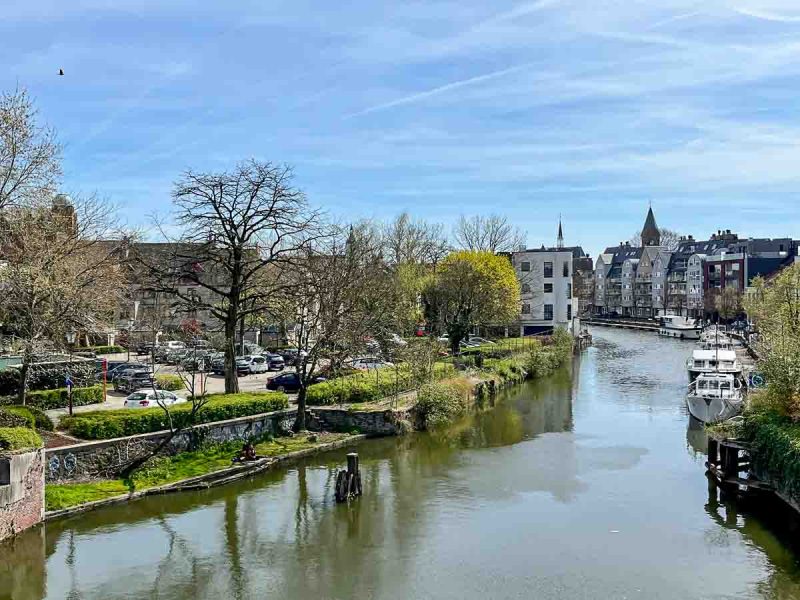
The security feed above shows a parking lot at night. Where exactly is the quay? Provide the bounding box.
[583,317,658,332]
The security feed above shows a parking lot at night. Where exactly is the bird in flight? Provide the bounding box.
[59,69,64,76]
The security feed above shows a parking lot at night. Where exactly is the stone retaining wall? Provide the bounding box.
[43,406,409,483]
[45,409,296,483]
[0,450,45,541]
[308,407,415,435]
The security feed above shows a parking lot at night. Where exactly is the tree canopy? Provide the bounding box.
[424,250,520,353]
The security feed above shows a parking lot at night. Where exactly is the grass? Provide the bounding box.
[44,432,355,511]
[45,480,130,511]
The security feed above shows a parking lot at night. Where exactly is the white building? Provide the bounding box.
[510,245,577,336]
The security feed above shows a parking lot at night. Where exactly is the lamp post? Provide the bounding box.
[65,330,77,416]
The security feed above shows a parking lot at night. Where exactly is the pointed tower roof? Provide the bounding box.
[557,217,564,249]
[641,206,660,247]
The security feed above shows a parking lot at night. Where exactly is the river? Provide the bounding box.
[3,327,800,599]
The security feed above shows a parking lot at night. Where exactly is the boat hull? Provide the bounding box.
[686,394,743,424]
[659,326,701,340]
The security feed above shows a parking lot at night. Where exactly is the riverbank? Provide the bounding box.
[42,332,575,518]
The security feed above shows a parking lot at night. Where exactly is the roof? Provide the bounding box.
[641,207,659,243]
[691,349,737,360]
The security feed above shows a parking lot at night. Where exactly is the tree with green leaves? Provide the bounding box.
[424,250,520,354]
[744,266,800,418]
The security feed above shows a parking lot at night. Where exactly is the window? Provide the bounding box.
[544,283,553,293]
[544,304,553,320]
[567,304,572,320]
[521,261,531,272]
[567,283,572,298]
[544,262,553,278]
[563,262,569,277]
[522,303,531,315]
[522,283,531,293]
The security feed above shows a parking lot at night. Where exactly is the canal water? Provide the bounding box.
[3,328,800,599]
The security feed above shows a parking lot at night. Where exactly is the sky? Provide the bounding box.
[3,0,800,257]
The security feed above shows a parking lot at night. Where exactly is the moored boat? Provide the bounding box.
[686,348,742,382]
[658,315,702,340]
[686,372,744,424]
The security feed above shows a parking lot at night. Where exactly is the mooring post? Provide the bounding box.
[347,453,359,478]
[707,438,718,468]
[722,444,738,481]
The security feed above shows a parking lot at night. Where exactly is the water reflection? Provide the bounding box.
[3,328,800,599]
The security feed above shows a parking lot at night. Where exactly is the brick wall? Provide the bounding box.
[0,450,45,541]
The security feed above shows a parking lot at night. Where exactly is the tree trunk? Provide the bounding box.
[238,314,246,355]
[294,385,307,431]
[224,314,240,394]
[17,360,29,406]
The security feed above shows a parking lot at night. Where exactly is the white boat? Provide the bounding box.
[686,372,744,424]
[658,315,702,340]
[686,348,742,382]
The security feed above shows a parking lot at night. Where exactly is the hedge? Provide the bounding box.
[0,408,32,429]
[306,363,456,406]
[76,345,125,355]
[416,382,468,429]
[155,374,185,391]
[0,385,106,411]
[1,406,54,431]
[0,427,43,452]
[60,392,289,440]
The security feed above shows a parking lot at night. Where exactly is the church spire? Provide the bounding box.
[557,216,564,249]
[641,206,660,247]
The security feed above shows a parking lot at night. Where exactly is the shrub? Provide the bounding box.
[76,345,125,355]
[8,406,54,431]
[306,363,456,406]
[16,385,105,410]
[27,361,96,391]
[742,407,800,502]
[415,382,467,429]
[0,369,20,396]
[0,408,33,428]
[155,374,184,391]
[60,392,288,440]
[0,427,43,451]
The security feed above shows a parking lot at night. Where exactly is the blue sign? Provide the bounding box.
[65,376,74,390]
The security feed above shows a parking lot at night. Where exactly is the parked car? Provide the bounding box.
[113,369,154,392]
[180,350,211,371]
[164,340,187,350]
[210,355,226,375]
[467,336,496,345]
[165,349,189,365]
[347,357,394,371]
[235,355,268,375]
[264,353,285,371]
[124,389,181,409]
[266,372,326,393]
[278,348,307,366]
[136,342,157,356]
[188,339,213,350]
[387,333,408,347]
[106,362,146,381]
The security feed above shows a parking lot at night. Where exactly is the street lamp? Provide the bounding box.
[65,330,77,416]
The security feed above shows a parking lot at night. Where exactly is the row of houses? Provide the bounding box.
[594,208,798,319]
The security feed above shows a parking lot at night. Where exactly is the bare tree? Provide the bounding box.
[0,88,61,209]
[454,214,526,254]
[382,212,449,265]
[138,160,322,394]
[275,223,395,431]
[0,195,124,404]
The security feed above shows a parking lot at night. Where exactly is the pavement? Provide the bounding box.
[45,352,297,424]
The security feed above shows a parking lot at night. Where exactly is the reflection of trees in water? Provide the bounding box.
[0,525,46,600]
[704,478,800,598]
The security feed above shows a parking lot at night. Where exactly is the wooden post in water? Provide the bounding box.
[707,438,718,469]
[335,452,362,502]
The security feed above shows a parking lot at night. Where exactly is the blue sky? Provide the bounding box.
[4,0,800,257]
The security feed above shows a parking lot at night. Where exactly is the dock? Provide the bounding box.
[583,318,658,332]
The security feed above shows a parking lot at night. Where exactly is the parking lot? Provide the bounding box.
[45,352,297,422]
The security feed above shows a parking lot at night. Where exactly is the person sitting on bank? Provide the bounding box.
[233,442,258,463]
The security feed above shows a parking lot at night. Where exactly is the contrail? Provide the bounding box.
[345,63,531,119]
